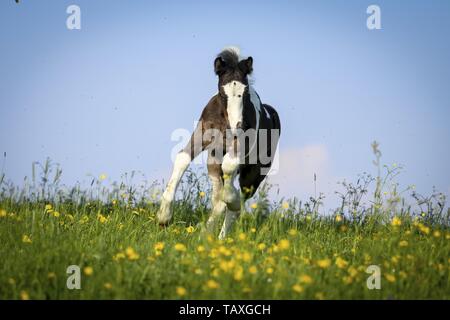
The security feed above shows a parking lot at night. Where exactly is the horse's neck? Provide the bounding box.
[248,86,261,130]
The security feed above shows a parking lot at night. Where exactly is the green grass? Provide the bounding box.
[0,153,449,300]
[1,197,449,300]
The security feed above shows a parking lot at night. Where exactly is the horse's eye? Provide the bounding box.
[238,95,242,98]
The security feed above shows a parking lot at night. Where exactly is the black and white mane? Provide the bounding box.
[158,47,281,239]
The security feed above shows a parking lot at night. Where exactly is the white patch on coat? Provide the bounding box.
[161,151,191,202]
[248,86,261,130]
[223,81,246,131]
[263,105,271,119]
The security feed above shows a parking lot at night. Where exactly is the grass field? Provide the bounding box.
[0,156,449,300]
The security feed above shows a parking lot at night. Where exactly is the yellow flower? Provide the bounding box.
[251,228,257,233]
[206,279,219,289]
[83,266,94,276]
[53,211,60,218]
[342,276,353,285]
[282,202,289,209]
[399,240,408,247]
[418,224,430,235]
[317,258,331,269]
[44,204,52,212]
[391,255,400,264]
[433,230,441,238]
[194,268,203,275]
[20,290,30,300]
[257,243,266,250]
[238,233,247,241]
[0,209,7,218]
[97,214,108,224]
[154,242,165,251]
[335,257,348,269]
[99,173,107,181]
[199,191,206,198]
[104,282,113,290]
[292,284,304,293]
[299,274,313,284]
[348,266,358,277]
[113,252,125,261]
[174,243,187,252]
[197,245,205,253]
[47,272,56,279]
[306,215,312,222]
[249,265,258,274]
[241,251,251,262]
[288,229,298,236]
[266,267,274,274]
[385,274,396,282]
[250,203,258,209]
[315,292,325,300]
[278,239,290,250]
[186,226,195,234]
[234,266,244,281]
[176,286,187,296]
[391,216,402,227]
[335,214,343,222]
[22,234,32,244]
[125,247,140,260]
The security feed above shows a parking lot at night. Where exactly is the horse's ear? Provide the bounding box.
[238,56,253,75]
[214,57,226,76]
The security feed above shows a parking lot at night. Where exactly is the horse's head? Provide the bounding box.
[214,47,253,133]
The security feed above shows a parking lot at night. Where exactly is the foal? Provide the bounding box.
[157,47,281,239]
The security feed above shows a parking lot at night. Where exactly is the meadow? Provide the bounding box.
[0,148,449,300]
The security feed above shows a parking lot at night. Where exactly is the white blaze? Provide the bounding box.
[223,81,246,131]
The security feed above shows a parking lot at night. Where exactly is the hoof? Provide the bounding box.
[222,187,240,211]
[159,222,169,229]
[157,200,173,226]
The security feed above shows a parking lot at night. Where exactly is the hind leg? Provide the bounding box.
[205,158,227,232]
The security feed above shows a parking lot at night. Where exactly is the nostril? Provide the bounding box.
[236,121,242,129]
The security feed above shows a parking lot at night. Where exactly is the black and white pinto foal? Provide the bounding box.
[157,47,281,239]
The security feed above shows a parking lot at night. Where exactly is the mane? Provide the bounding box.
[217,46,242,68]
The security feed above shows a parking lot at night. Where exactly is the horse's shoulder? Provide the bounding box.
[201,93,226,123]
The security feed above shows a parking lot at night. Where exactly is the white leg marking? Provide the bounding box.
[206,176,226,230]
[221,152,241,233]
[157,152,191,224]
[219,210,239,240]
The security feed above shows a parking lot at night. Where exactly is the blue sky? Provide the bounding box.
[1,0,449,209]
